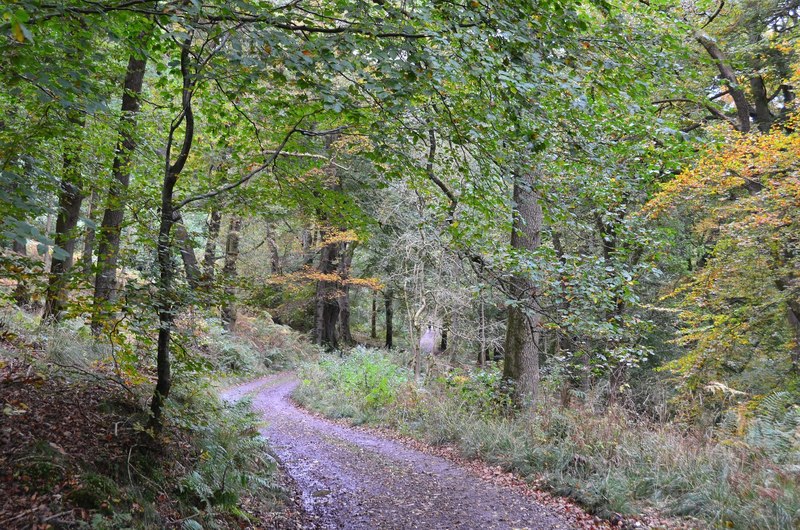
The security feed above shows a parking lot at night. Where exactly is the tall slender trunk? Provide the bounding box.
[503,175,543,407]
[479,295,486,366]
[12,239,30,306]
[80,189,98,275]
[370,292,377,339]
[202,207,222,284]
[174,216,201,289]
[150,35,194,430]
[787,300,800,374]
[314,230,340,349]
[43,210,55,275]
[93,53,147,333]
[302,228,314,266]
[338,241,355,346]
[440,312,450,353]
[384,287,393,349]
[266,223,282,275]
[220,216,242,331]
[43,116,86,321]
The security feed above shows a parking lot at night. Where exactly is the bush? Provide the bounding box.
[295,347,411,423]
[197,314,320,375]
[1,307,285,529]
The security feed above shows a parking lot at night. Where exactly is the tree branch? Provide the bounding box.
[174,116,306,211]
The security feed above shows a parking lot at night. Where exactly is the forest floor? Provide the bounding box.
[0,337,309,530]
[223,374,615,530]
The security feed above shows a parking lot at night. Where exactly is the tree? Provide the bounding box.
[220,216,242,331]
[648,115,800,402]
[502,174,544,406]
[42,115,85,320]
[92,51,148,332]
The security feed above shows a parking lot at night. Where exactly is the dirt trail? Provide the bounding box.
[222,375,575,530]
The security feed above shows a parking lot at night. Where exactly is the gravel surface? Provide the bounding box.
[222,375,576,530]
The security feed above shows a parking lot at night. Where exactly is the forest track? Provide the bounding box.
[222,375,575,530]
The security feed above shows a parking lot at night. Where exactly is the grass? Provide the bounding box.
[294,348,800,529]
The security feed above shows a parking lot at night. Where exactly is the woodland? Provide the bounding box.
[1,0,799,529]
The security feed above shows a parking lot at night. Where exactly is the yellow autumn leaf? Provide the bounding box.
[12,22,25,43]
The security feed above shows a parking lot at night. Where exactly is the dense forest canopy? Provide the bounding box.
[1,0,800,527]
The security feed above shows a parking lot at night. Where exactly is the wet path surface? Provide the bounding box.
[222,375,575,530]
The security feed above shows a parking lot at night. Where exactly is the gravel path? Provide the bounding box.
[222,375,575,530]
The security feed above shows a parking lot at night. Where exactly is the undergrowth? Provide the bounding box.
[0,307,293,529]
[185,311,319,378]
[294,348,800,529]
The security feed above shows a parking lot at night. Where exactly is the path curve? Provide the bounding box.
[223,375,575,530]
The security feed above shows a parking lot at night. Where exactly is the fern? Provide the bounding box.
[745,392,800,464]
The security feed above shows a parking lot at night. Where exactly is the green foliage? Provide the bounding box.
[1,308,285,528]
[322,347,410,410]
[201,319,264,373]
[440,365,514,418]
[168,388,278,512]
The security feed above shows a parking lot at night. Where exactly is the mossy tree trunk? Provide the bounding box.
[314,229,340,349]
[502,174,543,408]
[221,216,242,331]
[384,287,393,349]
[174,215,201,290]
[80,189,98,275]
[338,241,356,346]
[202,207,222,285]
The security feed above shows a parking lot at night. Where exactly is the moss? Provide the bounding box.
[67,472,119,511]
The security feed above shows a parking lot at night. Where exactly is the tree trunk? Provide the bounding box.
[150,36,194,431]
[782,84,795,108]
[202,207,222,284]
[787,300,800,374]
[502,175,543,407]
[750,75,773,132]
[93,53,147,333]
[370,292,378,339]
[479,294,486,366]
[440,312,450,353]
[266,224,282,275]
[314,232,340,349]
[220,216,242,331]
[695,32,751,133]
[12,239,30,306]
[174,216,201,289]
[43,116,86,321]
[80,189,98,275]
[384,287,393,349]
[302,228,315,266]
[43,210,55,275]
[338,241,356,346]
